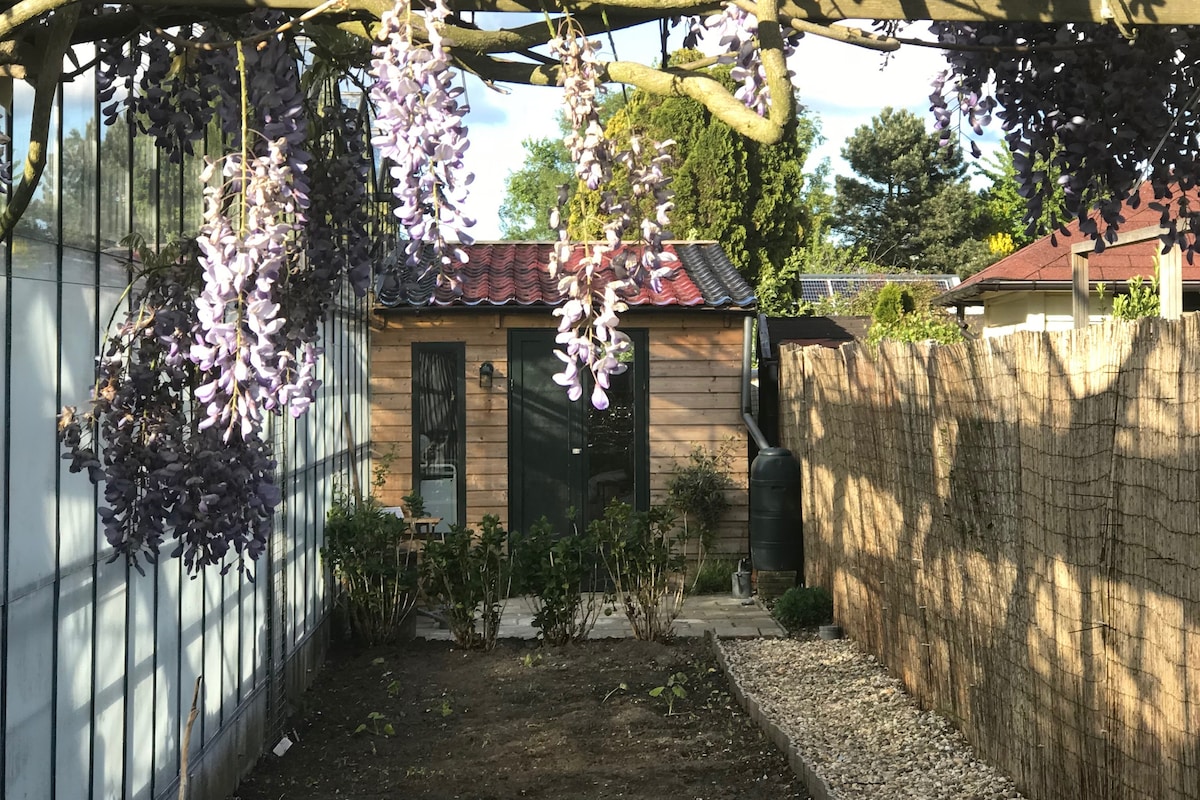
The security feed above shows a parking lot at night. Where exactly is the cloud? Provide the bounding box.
[461,77,565,239]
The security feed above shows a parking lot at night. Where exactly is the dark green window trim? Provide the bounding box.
[411,342,467,530]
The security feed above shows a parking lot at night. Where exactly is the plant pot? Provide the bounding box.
[818,624,843,640]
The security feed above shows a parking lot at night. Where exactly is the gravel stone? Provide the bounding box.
[718,637,1027,800]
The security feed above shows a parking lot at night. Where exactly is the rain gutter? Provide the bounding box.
[742,316,770,451]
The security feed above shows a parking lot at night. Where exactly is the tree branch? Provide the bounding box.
[754,0,794,132]
[454,50,787,144]
[0,4,79,241]
[0,0,80,42]
[435,12,661,55]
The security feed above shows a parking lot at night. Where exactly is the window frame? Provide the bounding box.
[410,341,467,529]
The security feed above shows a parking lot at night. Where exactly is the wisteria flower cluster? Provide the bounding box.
[548,22,678,410]
[371,0,475,285]
[552,248,632,411]
[61,15,377,575]
[193,139,307,441]
[699,4,798,117]
[929,66,995,159]
[58,241,280,577]
[305,104,374,301]
[549,22,612,190]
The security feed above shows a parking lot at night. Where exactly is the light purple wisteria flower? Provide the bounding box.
[702,4,798,117]
[192,138,304,441]
[371,0,475,282]
[550,22,612,191]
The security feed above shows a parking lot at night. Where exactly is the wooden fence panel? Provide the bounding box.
[780,317,1200,800]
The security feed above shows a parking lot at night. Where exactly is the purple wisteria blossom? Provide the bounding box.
[192,138,305,441]
[702,4,798,117]
[549,20,677,410]
[371,0,475,283]
[550,23,612,191]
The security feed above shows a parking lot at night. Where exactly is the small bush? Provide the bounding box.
[322,489,417,647]
[509,515,604,645]
[593,499,684,642]
[867,282,963,345]
[420,515,509,650]
[771,586,833,632]
[666,445,733,589]
[1111,272,1160,320]
[687,558,737,595]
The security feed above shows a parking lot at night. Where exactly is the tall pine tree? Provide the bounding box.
[833,107,992,276]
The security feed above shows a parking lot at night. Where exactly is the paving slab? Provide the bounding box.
[414,594,785,641]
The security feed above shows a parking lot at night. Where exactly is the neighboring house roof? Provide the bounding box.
[797,273,959,303]
[938,183,1200,306]
[374,241,756,310]
[758,315,868,359]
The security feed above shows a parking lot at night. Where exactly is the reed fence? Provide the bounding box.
[780,316,1200,800]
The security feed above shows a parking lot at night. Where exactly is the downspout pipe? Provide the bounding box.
[742,315,771,451]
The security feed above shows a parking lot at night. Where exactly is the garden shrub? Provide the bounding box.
[666,445,732,589]
[420,515,509,650]
[771,585,834,632]
[867,283,963,345]
[687,558,737,595]
[1111,272,1161,320]
[322,487,417,647]
[592,499,685,642]
[509,515,604,645]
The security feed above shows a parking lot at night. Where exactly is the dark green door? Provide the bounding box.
[508,328,648,537]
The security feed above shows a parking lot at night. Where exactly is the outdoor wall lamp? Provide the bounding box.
[479,361,495,389]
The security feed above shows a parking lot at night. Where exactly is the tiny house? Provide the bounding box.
[370,241,756,553]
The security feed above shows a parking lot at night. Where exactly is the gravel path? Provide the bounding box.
[717,637,1027,800]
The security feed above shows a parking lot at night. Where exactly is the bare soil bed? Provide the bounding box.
[230,637,809,800]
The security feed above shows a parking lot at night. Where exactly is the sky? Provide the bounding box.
[456,18,1000,241]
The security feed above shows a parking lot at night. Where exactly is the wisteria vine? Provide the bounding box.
[930,22,1200,255]
[59,241,279,576]
[56,0,1200,576]
[60,11,374,576]
[547,18,677,410]
[370,0,475,286]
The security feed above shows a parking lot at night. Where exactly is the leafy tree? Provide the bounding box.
[499,135,574,240]
[833,107,992,277]
[975,144,1066,251]
[498,95,624,240]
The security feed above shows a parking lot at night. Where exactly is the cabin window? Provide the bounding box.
[412,342,466,531]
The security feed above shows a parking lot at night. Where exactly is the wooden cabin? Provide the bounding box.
[370,241,757,556]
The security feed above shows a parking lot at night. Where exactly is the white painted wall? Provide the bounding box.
[982,291,1113,337]
[0,53,371,800]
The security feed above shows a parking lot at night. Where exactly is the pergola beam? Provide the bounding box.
[146,1,1200,25]
[455,1,1200,25]
[1070,225,1182,329]
[773,0,1200,24]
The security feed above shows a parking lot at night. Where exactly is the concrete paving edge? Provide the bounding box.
[709,633,838,800]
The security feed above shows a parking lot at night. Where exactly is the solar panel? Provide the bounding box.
[796,274,960,303]
[799,281,827,301]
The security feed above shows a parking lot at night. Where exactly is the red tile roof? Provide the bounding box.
[938,183,1200,305]
[375,241,756,310]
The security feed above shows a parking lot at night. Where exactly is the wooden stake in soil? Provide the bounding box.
[178,675,203,800]
[343,411,362,504]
